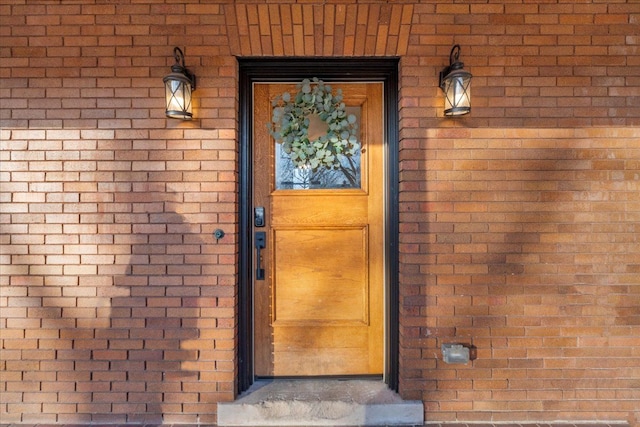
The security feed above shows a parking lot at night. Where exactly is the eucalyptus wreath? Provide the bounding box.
[269,78,359,171]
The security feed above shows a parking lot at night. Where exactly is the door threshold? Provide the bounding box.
[217,378,424,426]
[256,374,383,381]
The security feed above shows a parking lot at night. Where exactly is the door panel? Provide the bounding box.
[253,82,384,377]
[273,226,369,325]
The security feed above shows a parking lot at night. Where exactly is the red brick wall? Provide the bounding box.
[401,3,639,424]
[1,0,639,425]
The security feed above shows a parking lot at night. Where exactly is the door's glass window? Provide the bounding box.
[275,106,362,190]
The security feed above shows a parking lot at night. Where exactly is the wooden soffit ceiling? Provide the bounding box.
[224,3,414,57]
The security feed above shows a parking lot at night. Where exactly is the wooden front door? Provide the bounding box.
[252,82,384,377]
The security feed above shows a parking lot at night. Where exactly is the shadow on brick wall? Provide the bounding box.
[59,204,203,423]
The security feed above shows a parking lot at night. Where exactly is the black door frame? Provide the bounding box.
[238,57,400,393]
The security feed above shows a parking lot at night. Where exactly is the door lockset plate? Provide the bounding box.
[255,207,265,227]
[255,231,266,280]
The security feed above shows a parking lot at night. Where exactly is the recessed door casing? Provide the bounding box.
[253,82,384,377]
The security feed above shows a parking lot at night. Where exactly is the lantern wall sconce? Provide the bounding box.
[163,47,196,120]
[439,44,472,116]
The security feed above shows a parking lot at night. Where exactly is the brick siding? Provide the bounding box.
[1,0,639,425]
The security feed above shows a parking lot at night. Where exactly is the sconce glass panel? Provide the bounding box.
[443,70,471,116]
[164,74,193,120]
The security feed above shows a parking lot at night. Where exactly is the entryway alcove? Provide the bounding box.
[228,58,423,426]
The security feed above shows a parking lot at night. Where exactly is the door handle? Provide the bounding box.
[255,231,266,280]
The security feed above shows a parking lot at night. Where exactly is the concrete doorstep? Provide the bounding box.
[217,379,425,426]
